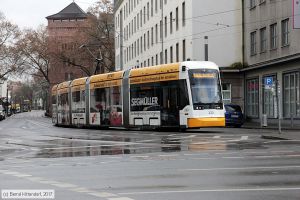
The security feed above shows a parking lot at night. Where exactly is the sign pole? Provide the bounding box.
[276,80,282,134]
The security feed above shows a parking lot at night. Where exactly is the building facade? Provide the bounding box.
[0,80,7,99]
[243,0,300,124]
[46,2,94,85]
[114,0,243,71]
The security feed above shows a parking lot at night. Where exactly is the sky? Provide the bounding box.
[0,0,99,29]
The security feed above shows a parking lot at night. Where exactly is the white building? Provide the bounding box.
[114,0,243,71]
[0,80,7,99]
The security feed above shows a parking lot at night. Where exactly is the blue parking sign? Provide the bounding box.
[265,77,273,89]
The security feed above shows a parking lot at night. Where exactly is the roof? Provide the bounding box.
[130,63,180,78]
[70,77,87,87]
[90,71,124,83]
[46,2,88,20]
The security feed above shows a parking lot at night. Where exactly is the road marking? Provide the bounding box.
[0,170,134,200]
[130,156,149,158]
[222,156,244,159]
[179,165,300,172]
[89,192,117,198]
[118,187,300,195]
[213,136,221,139]
[254,155,281,158]
[241,136,248,140]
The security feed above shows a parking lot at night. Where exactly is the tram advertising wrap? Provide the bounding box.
[52,61,225,130]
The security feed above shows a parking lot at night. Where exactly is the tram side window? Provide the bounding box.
[90,88,110,113]
[177,80,189,109]
[130,83,161,112]
[72,91,80,103]
[52,95,57,104]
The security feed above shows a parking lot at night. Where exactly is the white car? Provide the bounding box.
[0,105,5,121]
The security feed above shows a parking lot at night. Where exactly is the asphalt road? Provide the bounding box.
[0,111,299,200]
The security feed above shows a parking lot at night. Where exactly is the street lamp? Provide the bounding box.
[79,44,103,75]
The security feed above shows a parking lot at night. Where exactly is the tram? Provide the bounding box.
[51,61,225,130]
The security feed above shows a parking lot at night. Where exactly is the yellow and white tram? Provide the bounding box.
[51,61,225,130]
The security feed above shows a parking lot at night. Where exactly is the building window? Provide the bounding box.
[151,27,154,46]
[147,31,150,49]
[160,51,163,64]
[182,39,186,61]
[156,54,158,65]
[176,7,179,30]
[147,2,150,21]
[176,43,179,62]
[170,12,173,34]
[262,76,276,118]
[144,33,146,51]
[165,16,167,37]
[250,0,256,8]
[165,49,168,64]
[250,31,257,56]
[270,23,277,49]
[222,83,231,104]
[144,7,146,24]
[260,27,267,53]
[140,10,143,27]
[134,41,136,58]
[134,17,136,33]
[155,24,158,43]
[137,39,139,55]
[246,78,259,118]
[170,46,173,63]
[155,0,158,13]
[151,0,153,17]
[283,72,300,118]
[160,20,163,41]
[140,36,143,53]
[281,18,289,46]
[182,2,186,26]
[137,14,139,30]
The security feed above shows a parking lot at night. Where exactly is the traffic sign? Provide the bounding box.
[265,77,273,90]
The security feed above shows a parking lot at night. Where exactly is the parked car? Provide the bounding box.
[0,105,5,121]
[225,104,244,128]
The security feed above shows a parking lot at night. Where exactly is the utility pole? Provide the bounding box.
[204,36,208,61]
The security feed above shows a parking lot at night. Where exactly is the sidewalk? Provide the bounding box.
[243,121,300,140]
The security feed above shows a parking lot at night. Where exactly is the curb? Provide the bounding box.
[242,126,300,131]
[261,135,290,140]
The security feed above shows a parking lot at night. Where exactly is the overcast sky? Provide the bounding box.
[0,0,99,29]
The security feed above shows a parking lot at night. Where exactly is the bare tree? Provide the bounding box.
[15,26,51,85]
[0,12,21,80]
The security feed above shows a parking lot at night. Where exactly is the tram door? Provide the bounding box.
[161,82,179,126]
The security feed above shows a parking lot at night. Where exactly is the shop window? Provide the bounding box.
[246,78,259,117]
[262,76,276,118]
[283,72,300,118]
[222,83,231,105]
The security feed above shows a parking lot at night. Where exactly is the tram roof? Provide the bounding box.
[130,63,180,78]
[70,77,87,87]
[51,84,58,92]
[57,81,71,90]
[90,71,124,83]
